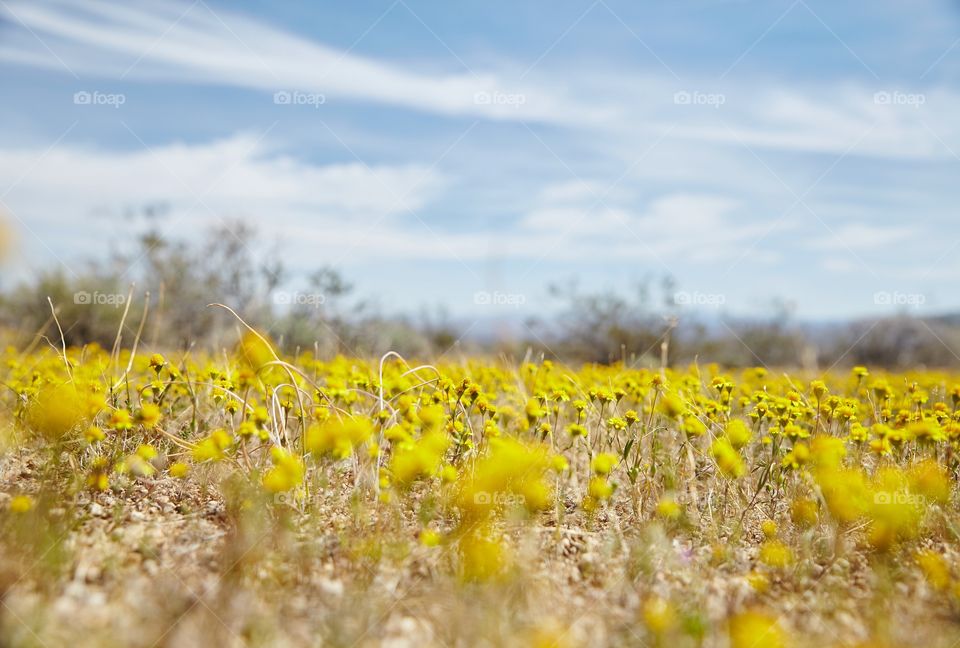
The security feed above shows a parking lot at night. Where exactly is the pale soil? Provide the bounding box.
[1,452,958,648]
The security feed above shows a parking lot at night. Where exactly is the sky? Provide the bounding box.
[1,0,960,324]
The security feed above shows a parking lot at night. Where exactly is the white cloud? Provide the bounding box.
[700,85,954,160]
[807,222,917,250]
[0,135,442,213]
[517,188,775,266]
[0,0,606,124]
[535,179,611,204]
[0,136,782,276]
[5,0,960,165]
[821,256,859,273]
[0,134,455,272]
[3,0,960,318]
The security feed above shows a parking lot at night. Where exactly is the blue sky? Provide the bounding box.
[1,0,960,323]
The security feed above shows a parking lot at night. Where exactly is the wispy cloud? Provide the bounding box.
[519,191,776,264]
[0,134,776,272]
[6,0,960,162]
[0,0,607,124]
[2,0,960,317]
[0,134,449,269]
[807,222,918,250]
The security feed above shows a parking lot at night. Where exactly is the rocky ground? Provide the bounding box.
[2,447,959,648]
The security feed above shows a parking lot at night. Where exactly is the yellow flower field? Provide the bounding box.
[2,327,960,646]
